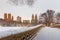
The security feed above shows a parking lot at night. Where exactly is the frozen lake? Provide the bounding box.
[33,27,60,40]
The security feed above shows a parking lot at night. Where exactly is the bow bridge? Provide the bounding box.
[0,25,43,40]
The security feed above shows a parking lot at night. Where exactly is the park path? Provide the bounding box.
[33,27,60,40]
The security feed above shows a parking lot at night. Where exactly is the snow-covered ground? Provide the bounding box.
[0,25,40,38]
[33,27,60,40]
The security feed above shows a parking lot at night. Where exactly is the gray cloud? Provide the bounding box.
[26,0,34,6]
[8,0,36,6]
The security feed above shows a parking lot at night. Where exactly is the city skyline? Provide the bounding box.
[0,13,38,26]
[0,13,38,21]
[0,0,60,20]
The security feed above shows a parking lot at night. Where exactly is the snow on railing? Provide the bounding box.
[0,24,42,38]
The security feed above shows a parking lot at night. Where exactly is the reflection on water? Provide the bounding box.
[33,27,60,40]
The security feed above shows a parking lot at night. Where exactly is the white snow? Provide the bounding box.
[0,25,41,38]
[33,27,60,40]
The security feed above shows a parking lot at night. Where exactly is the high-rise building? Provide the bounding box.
[31,14,35,24]
[32,14,34,20]
[4,13,7,21]
[4,13,13,22]
[35,14,37,24]
[23,20,30,26]
[17,16,22,23]
[8,13,11,21]
[12,16,13,21]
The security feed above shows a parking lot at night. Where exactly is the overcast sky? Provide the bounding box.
[0,0,60,20]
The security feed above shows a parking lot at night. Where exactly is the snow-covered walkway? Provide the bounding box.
[33,27,60,40]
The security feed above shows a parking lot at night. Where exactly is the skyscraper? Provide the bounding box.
[31,14,35,24]
[4,13,13,22]
[35,14,37,24]
[17,16,22,23]
[4,13,7,21]
[8,13,11,21]
[32,14,34,20]
[12,16,13,21]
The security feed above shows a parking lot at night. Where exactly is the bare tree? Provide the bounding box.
[56,13,60,23]
[39,10,55,26]
[46,10,55,26]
